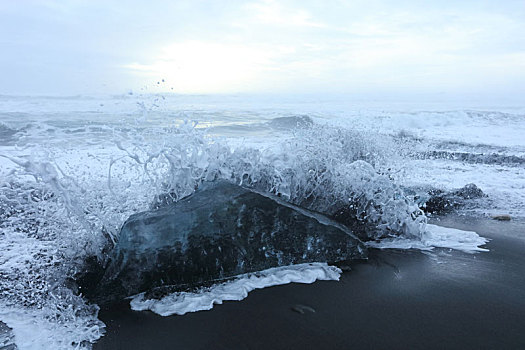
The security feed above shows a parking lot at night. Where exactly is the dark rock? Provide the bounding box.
[88,181,366,303]
[491,214,511,221]
[453,183,485,200]
[420,183,485,215]
[423,188,459,214]
[291,304,316,314]
[268,115,313,129]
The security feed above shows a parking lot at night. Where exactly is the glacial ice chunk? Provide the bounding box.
[94,181,366,302]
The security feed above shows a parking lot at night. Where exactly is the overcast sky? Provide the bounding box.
[1,0,524,97]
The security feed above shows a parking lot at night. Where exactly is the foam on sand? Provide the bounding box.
[130,263,341,316]
[367,224,489,253]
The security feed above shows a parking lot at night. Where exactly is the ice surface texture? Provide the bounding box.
[94,181,366,302]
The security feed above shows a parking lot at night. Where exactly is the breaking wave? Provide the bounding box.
[0,98,494,348]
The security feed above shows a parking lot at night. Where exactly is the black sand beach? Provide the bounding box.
[94,216,525,350]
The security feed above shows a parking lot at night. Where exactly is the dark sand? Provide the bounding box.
[94,216,525,349]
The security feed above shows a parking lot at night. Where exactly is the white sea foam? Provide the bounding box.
[367,224,489,253]
[0,94,520,349]
[130,263,341,316]
[0,303,103,350]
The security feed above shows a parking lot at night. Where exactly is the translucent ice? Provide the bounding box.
[93,181,366,302]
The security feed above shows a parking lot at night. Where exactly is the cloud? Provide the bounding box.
[1,0,525,96]
[245,0,326,28]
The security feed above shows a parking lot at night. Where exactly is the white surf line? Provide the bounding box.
[130,262,341,316]
[367,224,489,253]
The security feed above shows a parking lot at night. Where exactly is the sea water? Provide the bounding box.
[0,93,523,349]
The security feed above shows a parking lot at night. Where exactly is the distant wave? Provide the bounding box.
[416,150,525,166]
[0,122,17,144]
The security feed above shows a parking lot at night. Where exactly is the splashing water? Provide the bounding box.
[0,95,498,348]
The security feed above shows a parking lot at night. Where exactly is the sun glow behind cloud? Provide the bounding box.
[125,42,288,93]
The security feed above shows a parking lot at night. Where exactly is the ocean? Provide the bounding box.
[0,94,524,349]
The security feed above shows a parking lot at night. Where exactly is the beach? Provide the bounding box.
[94,215,525,349]
[1,94,524,349]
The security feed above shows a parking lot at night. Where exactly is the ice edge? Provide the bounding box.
[130,262,341,316]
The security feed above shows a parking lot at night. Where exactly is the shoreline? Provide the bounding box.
[94,215,525,349]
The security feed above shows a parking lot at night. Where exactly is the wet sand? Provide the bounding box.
[94,216,525,349]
